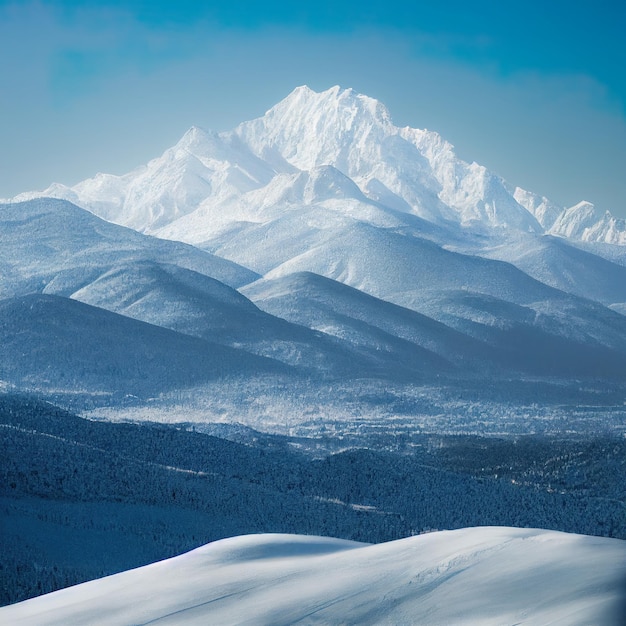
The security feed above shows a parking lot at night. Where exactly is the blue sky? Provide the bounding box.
[1,0,625,216]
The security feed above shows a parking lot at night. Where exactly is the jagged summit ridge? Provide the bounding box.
[12,85,624,245]
[234,85,397,172]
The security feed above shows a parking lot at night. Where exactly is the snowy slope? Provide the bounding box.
[260,221,559,307]
[3,528,625,625]
[479,232,626,306]
[242,271,496,370]
[243,270,626,381]
[1,199,385,373]
[62,259,380,373]
[255,222,626,352]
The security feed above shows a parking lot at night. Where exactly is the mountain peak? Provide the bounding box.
[548,199,626,244]
[175,125,220,153]
[269,85,393,127]
[233,85,395,175]
[181,124,212,139]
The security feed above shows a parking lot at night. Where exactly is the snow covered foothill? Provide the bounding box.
[0,197,257,295]
[3,527,625,626]
[242,270,496,370]
[0,198,391,375]
[476,232,626,307]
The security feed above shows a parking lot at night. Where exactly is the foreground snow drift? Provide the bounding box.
[3,528,625,625]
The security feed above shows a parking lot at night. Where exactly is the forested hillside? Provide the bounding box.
[2,394,624,606]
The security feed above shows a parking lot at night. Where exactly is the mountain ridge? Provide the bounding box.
[4,87,626,405]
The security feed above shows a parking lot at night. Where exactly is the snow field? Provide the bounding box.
[3,527,625,625]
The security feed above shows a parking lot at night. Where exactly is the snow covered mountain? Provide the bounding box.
[0,197,256,295]
[12,87,626,317]
[4,87,626,397]
[3,528,625,625]
[14,85,625,247]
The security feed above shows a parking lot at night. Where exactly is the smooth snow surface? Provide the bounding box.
[3,528,625,625]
